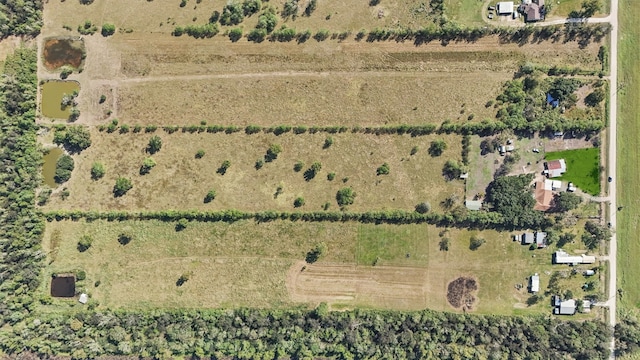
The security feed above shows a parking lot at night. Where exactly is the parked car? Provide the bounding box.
[488,5,495,10]
[608,176,613,183]
[532,148,540,153]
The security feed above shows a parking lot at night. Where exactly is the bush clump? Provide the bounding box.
[204,190,217,203]
[113,177,132,197]
[77,235,93,252]
[101,23,116,36]
[54,154,75,184]
[336,187,356,207]
[90,162,105,179]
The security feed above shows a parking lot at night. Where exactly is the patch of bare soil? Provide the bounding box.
[446,276,478,310]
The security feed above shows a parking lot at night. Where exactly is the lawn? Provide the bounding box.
[42,131,465,213]
[41,219,574,315]
[545,148,601,196]
[445,0,485,26]
[617,0,640,311]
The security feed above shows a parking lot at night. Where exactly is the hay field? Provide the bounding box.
[43,131,465,212]
[116,71,510,127]
[42,219,554,314]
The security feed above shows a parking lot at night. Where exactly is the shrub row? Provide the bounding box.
[44,208,514,229]
[93,117,603,138]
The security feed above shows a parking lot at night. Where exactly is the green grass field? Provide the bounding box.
[617,0,640,311]
[546,148,600,195]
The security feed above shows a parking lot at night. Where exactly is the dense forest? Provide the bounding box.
[0,47,43,326]
[0,308,612,359]
[0,0,43,38]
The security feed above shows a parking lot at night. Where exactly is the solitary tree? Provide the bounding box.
[305,242,327,263]
[113,177,132,197]
[147,135,162,154]
[376,163,390,175]
[217,160,231,175]
[469,235,486,251]
[77,235,93,252]
[101,23,116,36]
[139,157,156,175]
[336,187,356,207]
[553,192,583,212]
[90,162,105,180]
[428,139,447,157]
[294,197,305,207]
[204,190,216,203]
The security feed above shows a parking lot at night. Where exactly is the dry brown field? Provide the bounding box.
[43,131,465,212]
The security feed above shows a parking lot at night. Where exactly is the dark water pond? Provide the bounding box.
[43,37,85,70]
[51,275,76,297]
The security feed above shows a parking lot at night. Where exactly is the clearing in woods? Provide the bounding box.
[36,0,608,314]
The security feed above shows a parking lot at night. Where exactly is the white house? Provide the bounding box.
[529,273,540,293]
[553,250,596,265]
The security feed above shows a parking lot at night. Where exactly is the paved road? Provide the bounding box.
[605,0,619,357]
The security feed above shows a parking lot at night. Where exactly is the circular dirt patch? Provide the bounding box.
[446,276,478,310]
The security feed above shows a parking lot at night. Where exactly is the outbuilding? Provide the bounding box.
[554,299,576,315]
[497,1,514,14]
[529,273,540,293]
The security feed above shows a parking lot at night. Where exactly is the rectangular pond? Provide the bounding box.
[41,81,80,119]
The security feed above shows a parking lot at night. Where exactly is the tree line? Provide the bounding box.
[0,47,44,327]
[0,307,611,359]
[78,113,604,138]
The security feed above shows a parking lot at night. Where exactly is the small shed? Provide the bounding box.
[497,1,514,14]
[78,293,89,304]
[535,232,547,248]
[521,232,535,245]
[584,269,595,276]
[465,200,482,211]
[529,273,540,293]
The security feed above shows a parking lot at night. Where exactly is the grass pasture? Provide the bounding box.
[42,219,558,314]
[617,0,640,311]
[546,148,600,195]
[116,71,510,127]
[44,131,465,212]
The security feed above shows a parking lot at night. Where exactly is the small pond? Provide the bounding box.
[42,147,63,187]
[51,275,76,297]
[41,80,80,119]
[43,37,85,70]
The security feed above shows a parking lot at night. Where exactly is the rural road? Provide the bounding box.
[605,0,619,357]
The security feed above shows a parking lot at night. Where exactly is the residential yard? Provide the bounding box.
[43,131,465,212]
[617,0,640,311]
[40,219,603,315]
[546,148,601,196]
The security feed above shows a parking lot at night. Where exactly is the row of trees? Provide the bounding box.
[1,307,611,359]
[86,113,603,138]
[0,47,44,327]
[43,207,513,229]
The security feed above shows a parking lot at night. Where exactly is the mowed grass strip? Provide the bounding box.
[545,148,600,195]
[42,219,553,314]
[617,0,640,310]
[44,131,465,212]
[116,72,509,127]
